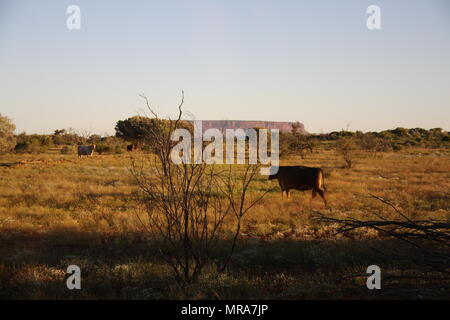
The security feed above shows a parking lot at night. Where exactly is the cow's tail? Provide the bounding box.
[318,168,326,191]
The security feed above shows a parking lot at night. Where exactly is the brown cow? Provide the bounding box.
[126,144,133,152]
[269,166,327,206]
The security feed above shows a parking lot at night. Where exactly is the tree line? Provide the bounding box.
[0,113,448,155]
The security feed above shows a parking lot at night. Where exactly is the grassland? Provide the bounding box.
[0,148,449,299]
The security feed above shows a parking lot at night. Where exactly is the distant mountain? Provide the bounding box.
[193,120,308,134]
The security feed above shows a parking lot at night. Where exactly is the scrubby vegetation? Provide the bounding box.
[0,145,448,299]
[10,129,128,155]
[0,114,16,154]
[279,127,449,157]
[7,125,449,159]
[0,113,449,299]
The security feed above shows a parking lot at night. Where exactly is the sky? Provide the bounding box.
[0,0,449,135]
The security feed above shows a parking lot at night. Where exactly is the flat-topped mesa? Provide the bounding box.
[194,120,308,134]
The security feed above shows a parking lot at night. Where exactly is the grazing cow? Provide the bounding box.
[127,144,133,152]
[77,144,96,157]
[269,166,327,206]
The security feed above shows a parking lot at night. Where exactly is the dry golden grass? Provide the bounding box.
[0,148,449,299]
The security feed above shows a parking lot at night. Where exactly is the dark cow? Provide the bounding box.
[77,144,96,157]
[269,166,327,205]
[127,144,133,152]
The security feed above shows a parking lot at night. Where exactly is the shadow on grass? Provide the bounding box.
[0,228,448,299]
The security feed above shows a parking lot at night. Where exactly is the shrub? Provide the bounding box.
[52,129,83,145]
[60,145,73,154]
[0,114,16,154]
[360,134,389,157]
[392,143,403,151]
[95,144,111,155]
[336,137,358,168]
[94,143,124,155]
[131,92,265,283]
[14,134,52,154]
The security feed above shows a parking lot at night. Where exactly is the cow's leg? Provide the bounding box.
[286,189,290,198]
[317,188,327,207]
[279,181,285,197]
[310,189,318,205]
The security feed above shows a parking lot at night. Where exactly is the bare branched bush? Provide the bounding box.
[130,92,267,283]
[336,137,358,168]
[360,134,389,158]
[315,195,450,280]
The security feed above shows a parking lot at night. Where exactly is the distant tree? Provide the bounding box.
[87,134,102,144]
[54,129,67,135]
[430,128,443,134]
[290,121,303,135]
[115,116,192,149]
[0,113,16,154]
[115,116,159,147]
[95,136,126,154]
[52,128,81,145]
[391,127,410,137]
[14,134,53,154]
[336,137,358,168]
[60,145,73,154]
[279,123,314,158]
[360,133,388,157]
[355,130,364,138]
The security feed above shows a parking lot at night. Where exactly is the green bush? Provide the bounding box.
[14,135,52,154]
[60,145,73,154]
[0,113,16,154]
[94,144,123,155]
[52,129,83,145]
[95,144,112,155]
[336,137,358,168]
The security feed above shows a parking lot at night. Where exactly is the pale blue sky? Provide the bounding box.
[1,0,449,134]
